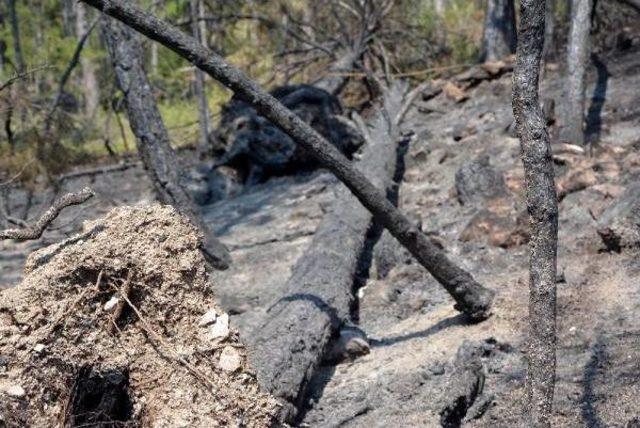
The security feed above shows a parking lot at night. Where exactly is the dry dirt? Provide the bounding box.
[0,205,279,427]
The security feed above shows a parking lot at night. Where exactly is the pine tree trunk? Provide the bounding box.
[102,18,230,270]
[481,0,517,62]
[559,0,592,146]
[76,2,99,116]
[512,1,559,426]
[5,0,24,74]
[189,0,210,158]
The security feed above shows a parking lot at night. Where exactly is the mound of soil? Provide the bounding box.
[0,205,278,427]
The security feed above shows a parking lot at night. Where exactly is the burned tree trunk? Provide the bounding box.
[481,0,517,62]
[559,0,593,146]
[102,18,230,270]
[512,1,559,427]
[189,0,211,159]
[82,0,494,320]
[249,82,408,421]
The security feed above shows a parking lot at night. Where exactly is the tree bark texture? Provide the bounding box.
[249,82,408,422]
[76,2,100,115]
[560,0,593,146]
[481,0,517,62]
[189,0,210,158]
[512,1,559,427]
[102,18,230,270]
[82,0,494,321]
[5,0,24,74]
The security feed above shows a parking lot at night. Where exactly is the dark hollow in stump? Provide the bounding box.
[102,18,230,270]
[249,82,409,422]
[214,84,363,183]
[81,0,495,321]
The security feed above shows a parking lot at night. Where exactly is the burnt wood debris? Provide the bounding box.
[249,81,413,422]
[512,0,559,427]
[80,0,495,323]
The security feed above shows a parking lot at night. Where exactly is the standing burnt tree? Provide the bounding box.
[481,0,517,62]
[102,18,230,270]
[560,0,593,145]
[512,0,559,427]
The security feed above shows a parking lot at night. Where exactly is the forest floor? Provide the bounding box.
[2,47,640,427]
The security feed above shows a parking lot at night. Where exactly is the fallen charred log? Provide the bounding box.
[248,81,410,423]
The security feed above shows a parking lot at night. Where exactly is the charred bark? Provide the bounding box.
[559,0,593,146]
[481,0,517,62]
[82,0,494,320]
[249,82,408,422]
[102,18,230,270]
[190,0,211,159]
[512,1,559,427]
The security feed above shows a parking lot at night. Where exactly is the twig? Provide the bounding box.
[0,158,36,188]
[45,287,92,339]
[119,291,219,392]
[0,187,94,241]
[0,65,50,92]
[57,162,140,183]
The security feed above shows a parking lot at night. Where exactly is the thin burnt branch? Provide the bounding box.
[512,0,559,426]
[0,187,94,241]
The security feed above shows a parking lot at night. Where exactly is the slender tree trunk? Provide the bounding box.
[81,0,495,321]
[190,0,210,158]
[543,0,556,60]
[102,18,230,270]
[512,1,559,427]
[5,0,23,74]
[559,0,592,145]
[76,2,100,116]
[481,0,517,62]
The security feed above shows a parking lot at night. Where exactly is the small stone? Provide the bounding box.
[208,313,230,341]
[3,384,25,398]
[33,343,45,354]
[219,346,242,372]
[198,309,218,327]
[103,296,119,312]
[429,363,446,376]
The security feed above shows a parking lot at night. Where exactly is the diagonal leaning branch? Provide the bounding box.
[80,0,494,321]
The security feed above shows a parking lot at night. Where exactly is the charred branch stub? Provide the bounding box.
[0,187,94,241]
[439,341,486,428]
[102,18,230,270]
[81,0,495,322]
[512,0,559,427]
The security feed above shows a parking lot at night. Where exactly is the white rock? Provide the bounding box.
[219,346,242,372]
[33,343,45,353]
[103,296,119,312]
[198,309,217,327]
[3,384,25,398]
[208,313,230,341]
